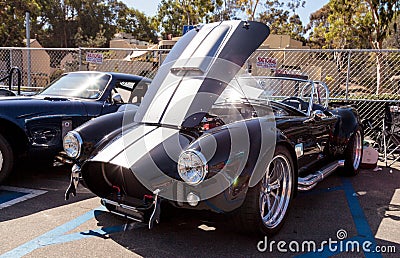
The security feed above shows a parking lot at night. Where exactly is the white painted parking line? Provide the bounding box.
[376,188,400,244]
[0,186,47,209]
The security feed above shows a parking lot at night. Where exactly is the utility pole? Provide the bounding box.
[26,11,31,88]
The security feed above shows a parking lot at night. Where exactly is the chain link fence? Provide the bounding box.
[0,47,170,90]
[1,47,399,140]
[247,49,400,142]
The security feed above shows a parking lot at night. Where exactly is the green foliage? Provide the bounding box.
[307,0,400,50]
[0,0,309,47]
[307,1,371,49]
[365,0,400,49]
[236,0,261,21]
[0,1,40,46]
[0,0,158,47]
[156,0,222,38]
[210,0,241,20]
[327,0,371,49]
[384,15,400,48]
[258,0,306,42]
[116,8,158,43]
[306,4,330,48]
[306,0,400,94]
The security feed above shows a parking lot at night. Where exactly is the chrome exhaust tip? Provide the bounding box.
[298,160,345,191]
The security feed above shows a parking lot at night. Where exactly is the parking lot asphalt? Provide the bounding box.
[0,163,399,257]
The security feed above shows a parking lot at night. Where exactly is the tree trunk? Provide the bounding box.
[376,52,381,95]
[375,40,383,95]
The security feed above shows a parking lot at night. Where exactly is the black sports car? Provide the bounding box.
[0,71,151,183]
[64,21,363,235]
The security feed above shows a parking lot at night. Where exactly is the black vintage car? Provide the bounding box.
[64,21,363,235]
[0,71,151,183]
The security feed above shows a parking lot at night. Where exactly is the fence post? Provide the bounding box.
[345,50,352,101]
[158,50,162,68]
[9,49,13,69]
[79,47,82,71]
[26,12,31,87]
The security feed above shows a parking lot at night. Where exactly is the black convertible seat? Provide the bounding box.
[283,100,303,110]
[312,103,325,111]
[281,99,325,113]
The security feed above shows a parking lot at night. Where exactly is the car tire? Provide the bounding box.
[0,134,14,184]
[234,145,295,235]
[342,126,363,176]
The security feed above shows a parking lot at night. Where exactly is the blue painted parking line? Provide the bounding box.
[0,190,28,204]
[296,178,382,258]
[44,224,129,246]
[0,206,108,258]
[0,178,382,257]
[342,178,382,258]
[0,186,47,209]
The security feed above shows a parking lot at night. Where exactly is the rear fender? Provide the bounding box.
[330,107,361,149]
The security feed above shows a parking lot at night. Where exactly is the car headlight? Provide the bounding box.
[177,150,208,185]
[63,131,82,158]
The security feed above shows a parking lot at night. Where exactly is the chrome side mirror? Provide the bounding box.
[111,93,123,104]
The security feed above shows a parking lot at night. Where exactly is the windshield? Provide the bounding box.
[39,73,111,99]
[254,77,329,114]
[206,76,272,124]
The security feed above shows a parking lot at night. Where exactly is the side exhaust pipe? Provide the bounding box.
[298,160,345,191]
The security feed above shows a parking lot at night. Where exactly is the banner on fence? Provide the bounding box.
[256,57,277,69]
[86,52,103,64]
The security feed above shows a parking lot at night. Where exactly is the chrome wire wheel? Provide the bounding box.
[259,154,293,229]
[352,130,363,170]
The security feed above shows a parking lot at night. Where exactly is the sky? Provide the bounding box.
[121,0,329,25]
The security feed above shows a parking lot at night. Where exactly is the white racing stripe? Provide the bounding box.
[160,77,204,126]
[108,127,178,168]
[160,21,241,126]
[137,26,216,124]
[140,73,181,123]
[91,124,156,163]
[141,21,242,126]
[171,23,216,68]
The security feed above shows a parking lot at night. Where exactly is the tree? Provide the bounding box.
[307,1,371,49]
[364,0,400,94]
[235,0,304,21]
[210,0,242,21]
[383,15,400,48]
[258,0,306,42]
[236,0,261,21]
[365,0,400,50]
[116,8,158,43]
[307,0,400,94]
[156,0,223,38]
[0,1,40,46]
[30,0,158,48]
[306,4,331,48]
[328,0,371,49]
